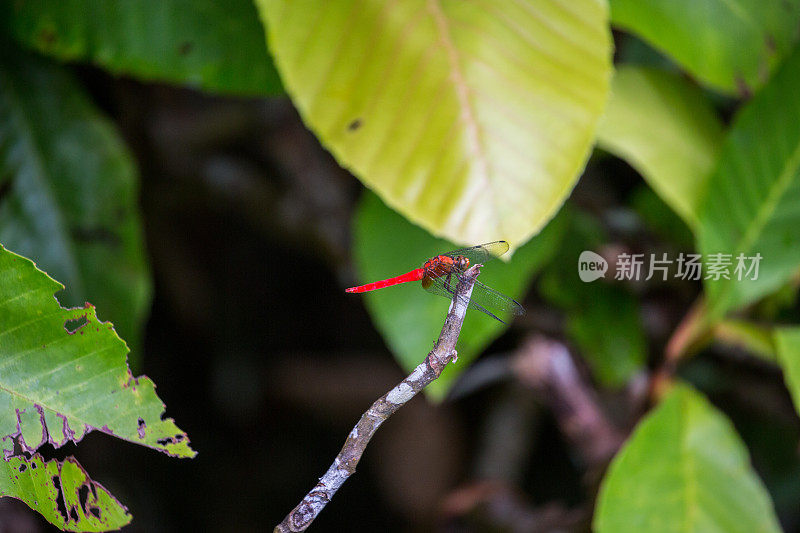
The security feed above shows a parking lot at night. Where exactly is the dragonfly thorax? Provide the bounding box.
[422,255,470,279]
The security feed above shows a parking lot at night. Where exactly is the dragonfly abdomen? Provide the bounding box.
[345,268,425,293]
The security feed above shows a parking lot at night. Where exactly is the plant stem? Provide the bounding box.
[273,264,482,532]
[652,298,714,401]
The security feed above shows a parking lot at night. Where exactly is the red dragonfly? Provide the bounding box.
[346,241,525,323]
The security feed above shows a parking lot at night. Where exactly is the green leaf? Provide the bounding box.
[0,0,282,96]
[615,33,681,72]
[697,45,800,319]
[352,192,564,399]
[538,211,647,386]
[0,243,194,458]
[596,66,724,228]
[774,327,800,418]
[630,186,694,249]
[0,47,151,357]
[258,0,611,249]
[1,455,131,531]
[610,0,800,95]
[714,319,776,362]
[566,287,646,386]
[595,384,781,533]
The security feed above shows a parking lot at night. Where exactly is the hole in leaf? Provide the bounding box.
[69,505,79,522]
[78,484,90,514]
[18,464,26,472]
[64,316,88,334]
[9,436,26,458]
[90,507,101,519]
[52,476,68,521]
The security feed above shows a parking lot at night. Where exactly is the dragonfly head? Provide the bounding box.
[455,255,470,271]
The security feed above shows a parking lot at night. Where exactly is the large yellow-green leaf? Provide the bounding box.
[1,455,131,531]
[258,0,612,249]
[595,384,781,533]
[698,45,800,318]
[596,66,724,228]
[0,243,194,459]
[610,0,800,95]
[352,192,564,399]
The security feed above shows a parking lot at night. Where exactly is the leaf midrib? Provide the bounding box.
[426,0,502,237]
[709,135,800,312]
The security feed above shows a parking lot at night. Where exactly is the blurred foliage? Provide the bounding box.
[0,0,283,96]
[714,319,776,362]
[629,186,694,250]
[610,0,800,95]
[257,0,612,249]
[596,66,724,228]
[539,210,647,387]
[698,46,800,318]
[0,46,151,358]
[775,328,800,417]
[595,384,781,533]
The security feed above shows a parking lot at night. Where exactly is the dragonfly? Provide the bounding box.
[346,241,525,323]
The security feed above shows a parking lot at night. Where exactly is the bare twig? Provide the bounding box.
[274,264,482,532]
[513,336,623,467]
[440,481,584,533]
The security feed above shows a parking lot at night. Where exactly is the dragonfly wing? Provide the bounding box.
[471,279,525,317]
[423,273,524,323]
[443,241,510,266]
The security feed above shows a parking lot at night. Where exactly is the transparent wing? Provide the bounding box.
[424,273,524,324]
[442,241,510,265]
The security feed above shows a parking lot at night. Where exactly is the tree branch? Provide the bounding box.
[513,336,623,467]
[274,264,482,532]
